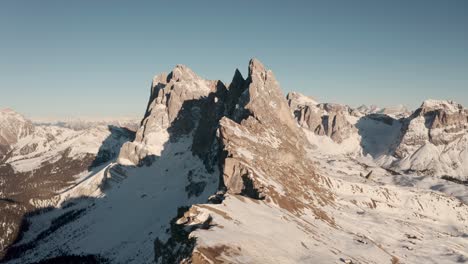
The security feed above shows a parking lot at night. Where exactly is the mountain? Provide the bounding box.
[33,118,140,132]
[0,109,34,160]
[0,113,135,257]
[289,93,468,180]
[287,94,357,143]
[355,104,410,118]
[377,104,410,118]
[356,104,381,115]
[1,59,468,264]
[391,99,468,177]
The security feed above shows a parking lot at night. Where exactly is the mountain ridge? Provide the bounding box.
[1,59,467,263]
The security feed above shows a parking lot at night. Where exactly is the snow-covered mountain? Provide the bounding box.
[0,109,34,160]
[0,113,134,257]
[355,104,410,118]
[289,94,468,180]
[1,59,467,264]
[33,117,140,132]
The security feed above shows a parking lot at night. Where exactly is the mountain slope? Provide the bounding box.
[0,116,134,258]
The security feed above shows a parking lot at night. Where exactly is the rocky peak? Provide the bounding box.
[420,99,463,114]
[287,96,356,143]
[228,68,245,94]
[119,64,226,166]
[247,58,266,81]
[170,64,202,82]
[415,100,467,134]
[394,99,467,160]
[217,59,332,217]
[232,58,298,132]
[224,69,247,117]
[0,109,34,158]
[232,68,244,83]
[119,59,331,217]
[356,104,381,115]
[286,92,318,110]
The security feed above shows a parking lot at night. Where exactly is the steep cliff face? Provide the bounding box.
[287,93,357,143]
[219,59,332,209]
[118,65,226,168]
[396,100,467,152]
[391,100,468,176]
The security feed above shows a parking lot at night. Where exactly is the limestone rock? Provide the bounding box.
[118,65,227,166]
[218,59,333,211]
[287,94,357,143]
[395,99,468,157]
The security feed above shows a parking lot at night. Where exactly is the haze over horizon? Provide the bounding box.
[1,0,467,118]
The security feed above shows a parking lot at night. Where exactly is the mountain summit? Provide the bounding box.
[0,109,34,159]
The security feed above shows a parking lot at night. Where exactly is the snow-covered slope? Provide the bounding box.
[378,104,410,118]
[33,117,140,132]
[0,114,134,257]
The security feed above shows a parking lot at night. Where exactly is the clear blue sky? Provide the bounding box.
[1,0,467,118]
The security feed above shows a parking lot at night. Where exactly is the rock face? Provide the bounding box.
[218,60,331,208]
[391,100,468,176]
[403,100,467,147]
[171,59,333,263]
[0,109,34,160]
[287,93,357,143]
[118,59,332,209]
[118,65,226,167]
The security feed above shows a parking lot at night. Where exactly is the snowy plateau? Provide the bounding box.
[0,59,467,264]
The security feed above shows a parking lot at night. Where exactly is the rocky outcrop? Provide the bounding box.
[287,93,357,143]
[395,100,467,157]
[115,59,334,263]
[386,100,468,177]
[286,92,318,110]
[118,59,332,209]
[118,65,227,167]
[174,59,334,263]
